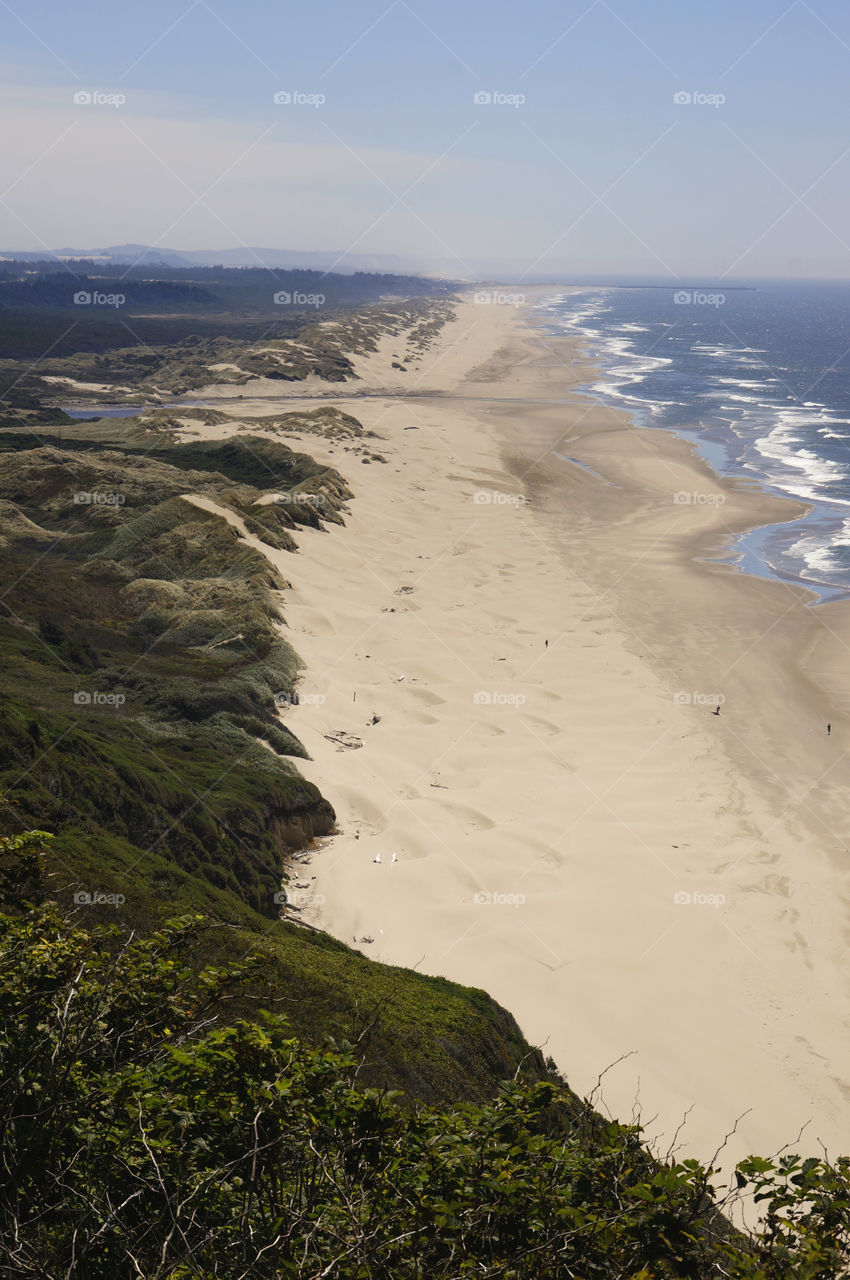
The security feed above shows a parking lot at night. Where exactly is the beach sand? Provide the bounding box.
[185,291,850,1175]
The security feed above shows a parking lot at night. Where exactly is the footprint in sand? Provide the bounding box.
[406,711,439,726]
[521,715,563,738]
[443,803,496,831]
[406,687,447,708]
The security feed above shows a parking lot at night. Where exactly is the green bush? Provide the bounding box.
[2,855,848,1280]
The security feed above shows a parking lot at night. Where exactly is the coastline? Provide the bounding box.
[181,290,850,1172]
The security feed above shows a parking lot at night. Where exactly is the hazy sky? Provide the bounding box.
[3,0,850,278]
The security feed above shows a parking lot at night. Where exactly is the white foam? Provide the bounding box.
[755,414,850,501]
[691,344,767,357]
[788,517,850,579]
[715,378,774,389]
[714,393,766,405]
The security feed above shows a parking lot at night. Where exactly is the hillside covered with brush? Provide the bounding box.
[2,840,849,1279]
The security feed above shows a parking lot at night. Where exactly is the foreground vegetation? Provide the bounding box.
[2,834,849,1279]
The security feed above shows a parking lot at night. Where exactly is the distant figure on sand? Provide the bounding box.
[828,722,831,736]
[545,639,548,648]
[373,853,382,864]
[713,705,720,716]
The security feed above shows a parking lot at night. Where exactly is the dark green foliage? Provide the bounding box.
[0,881,846,1279]
[727,1155,850,1278]
[0,824,49,909]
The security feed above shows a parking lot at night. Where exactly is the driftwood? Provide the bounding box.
[323,730,364,750]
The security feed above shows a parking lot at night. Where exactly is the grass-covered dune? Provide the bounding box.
[0,262,456,402]
[0,419,551,1106]
[0,426,352,920]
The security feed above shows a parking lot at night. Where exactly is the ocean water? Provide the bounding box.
[538,282,850,603]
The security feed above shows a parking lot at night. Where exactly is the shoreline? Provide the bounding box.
[179,290,850,1173]
[532,286,850,609]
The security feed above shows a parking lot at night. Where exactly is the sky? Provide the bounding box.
[2,0,850,279]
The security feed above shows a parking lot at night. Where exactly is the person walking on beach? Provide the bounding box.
[828,722,831,736]
[713,705,720,716]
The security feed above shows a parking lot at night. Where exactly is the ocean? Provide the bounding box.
[538,282,850,602]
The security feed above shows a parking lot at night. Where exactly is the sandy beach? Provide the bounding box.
[184,290,850,1175]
